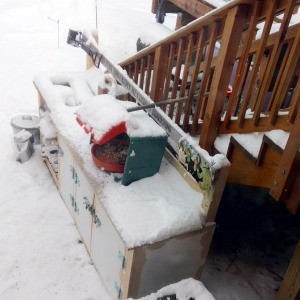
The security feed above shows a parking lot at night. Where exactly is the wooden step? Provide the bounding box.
[257,130,289,165]
[217,132,282,188]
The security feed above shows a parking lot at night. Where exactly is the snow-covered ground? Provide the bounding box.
[2,0,291,299]
[0,1,175,299]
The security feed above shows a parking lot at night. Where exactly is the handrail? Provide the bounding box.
[119,0,300,154]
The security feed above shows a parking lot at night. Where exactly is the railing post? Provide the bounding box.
[269,107,300,214]
[150,44,169,102]
[199,4,249,153]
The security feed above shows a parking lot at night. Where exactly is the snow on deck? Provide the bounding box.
[34,70,207,248]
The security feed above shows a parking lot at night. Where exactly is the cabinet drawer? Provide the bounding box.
[74,166,94,252]
[58,135,76,216]
[91,199,127,299]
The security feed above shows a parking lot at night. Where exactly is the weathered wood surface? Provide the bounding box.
[276,241,300,300]
[200,5,249,153]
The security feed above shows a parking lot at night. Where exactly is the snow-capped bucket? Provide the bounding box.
[10,115,40,145]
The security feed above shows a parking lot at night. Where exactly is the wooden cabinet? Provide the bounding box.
[54,134,215,300]
[58,134,93,252]
[91,198,129,299]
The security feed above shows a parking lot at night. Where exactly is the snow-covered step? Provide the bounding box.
[215,132,265,159]
[265,130,290,150]
[232,132,265,159]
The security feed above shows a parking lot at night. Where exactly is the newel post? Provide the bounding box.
[150,44,169,102]
[199,5,249,154]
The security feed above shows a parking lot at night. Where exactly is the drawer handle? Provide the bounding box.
[69,194,79,214]
[83,197,101,227]
[93,214,102,227]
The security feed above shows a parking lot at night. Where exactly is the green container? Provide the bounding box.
[122,136,167,186]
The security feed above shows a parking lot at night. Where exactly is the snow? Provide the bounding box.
[265,129,290,150]
[0,0,253,299]
[33,71,206,247]
[128,278,215,300]
[137,22,173,46]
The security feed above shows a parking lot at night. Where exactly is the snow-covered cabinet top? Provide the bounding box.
[34,69,213,248]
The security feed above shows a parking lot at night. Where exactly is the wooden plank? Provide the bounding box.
[43,157,59,188]
[223,0,262,128]
[218,114,292,133]
[237,0,278,128]
[276,241,300,300]
[182,27,207,130]
[288,71,300,123]
[145,54,153,95]
[139,57,145,90]
[162,43,176,112]
[121,248,134,299]
[168,38,185,119]
[252,0,297,125]
[191,21,219,133]
[248,47,271,110]
[200,5,249,153]
[127,224,215,299]
[269,27,300,124]
[269,106,300,212]
[175,33,196,125]
[133,60,139,84]
[227,142,282,187]
[150,45,169,101]
[206,165,230,222]
[167,0,215,18]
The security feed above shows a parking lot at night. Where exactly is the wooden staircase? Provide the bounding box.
[119,0,300,215]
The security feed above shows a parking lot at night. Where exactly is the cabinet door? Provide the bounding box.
[74,166,94,252]
[58,135,76,217]
[91,199,126,299]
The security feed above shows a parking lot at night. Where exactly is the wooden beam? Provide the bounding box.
[276,241,300,300]
[175,33,196,124]
[166,0,215,18]
[200,4,249,153]
[218,114,292,134]
[227,140,282,187]
[150,45,169,101]
[269,106,300,213]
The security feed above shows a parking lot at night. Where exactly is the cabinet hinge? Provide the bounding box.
[118,250,126,269]
[70,166,80,186]
[114,282,122,299]
[69,193,79,214]
[93,213,101,227]
[83,196,92,212]
[58,146,64,157]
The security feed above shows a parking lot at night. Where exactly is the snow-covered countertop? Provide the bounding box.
[34,69,207,248]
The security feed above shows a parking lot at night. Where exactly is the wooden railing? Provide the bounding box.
[120,0,300,154]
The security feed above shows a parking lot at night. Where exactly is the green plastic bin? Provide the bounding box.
[122,135,167,186]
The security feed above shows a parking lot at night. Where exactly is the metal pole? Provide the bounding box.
[95,0,98,30]
[48,17,60,48]
[57,19,60,48]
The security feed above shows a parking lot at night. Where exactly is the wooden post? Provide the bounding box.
[269,106,300,214]
[276,241,300,300]
[199,5,249,153]
[150,45,169,101]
